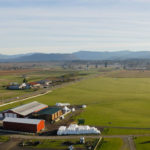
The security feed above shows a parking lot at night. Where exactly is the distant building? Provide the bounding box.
[3,117,45,133]
[7,83,30,90]
[37,80,52,86]
[7,85,20,90]
[28,82,42,88]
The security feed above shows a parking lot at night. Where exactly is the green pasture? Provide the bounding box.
[134,136,150,150]
[0,136,9,142]
[0,74,31,101]
[102,128,150,135]
[0,69,88,100]
[1,76,150,129]
[97,138,123,150]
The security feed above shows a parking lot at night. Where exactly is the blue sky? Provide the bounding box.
[1,0,150,54]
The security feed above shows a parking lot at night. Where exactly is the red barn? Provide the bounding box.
[3,117,45,133]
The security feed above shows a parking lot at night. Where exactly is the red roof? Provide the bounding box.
[29,82,38,85]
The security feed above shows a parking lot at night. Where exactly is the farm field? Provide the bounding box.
[1,70,150,134]
[134,136,150,150]
[0,68,92,101]
[97,138,123,150]
[102,128,150,135]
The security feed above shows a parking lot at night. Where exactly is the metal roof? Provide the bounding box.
[11,101,48,116]
[3,117,43,125]
[37,107,61,115]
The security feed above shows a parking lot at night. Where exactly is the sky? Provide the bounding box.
[1,0,150,54]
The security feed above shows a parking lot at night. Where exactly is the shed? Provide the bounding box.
[29,82,41,88]
[34,107,63,122]
[3,117,45,133]
[62,106,70,114]
[7,85,20,90]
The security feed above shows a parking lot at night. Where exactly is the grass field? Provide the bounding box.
[102,128,150,135]
[22,138,98,149]
[0,68,89,101]
[134,136,150,150]
[97,138,123,150]
[0,136,9,142]
[1,70,150,132]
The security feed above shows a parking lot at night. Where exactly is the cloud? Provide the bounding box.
[0,0,150,54]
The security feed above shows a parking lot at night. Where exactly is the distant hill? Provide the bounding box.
[0,53,77,62]
[1,51,150,62]
[0,53,33,60]
[73,51,150,60]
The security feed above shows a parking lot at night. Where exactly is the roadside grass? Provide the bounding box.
[22,138,97,149]
[97,138,123,150]
[102,128,150,135]
[0,136,9,142]
[134,136,150,150]
[1,75,150,134]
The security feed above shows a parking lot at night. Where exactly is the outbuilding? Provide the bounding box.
[29,82,41,88]
[34,107,63,122]
[3,101,48,118]
[3,117,45,133]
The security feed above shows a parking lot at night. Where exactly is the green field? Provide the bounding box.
[22,138,98,149]
[97,138,123,150]
[0,136,9,142]
[1,71,150,131]
[0,68,88,101]
[134,136,150,150]
[102,128,150,135]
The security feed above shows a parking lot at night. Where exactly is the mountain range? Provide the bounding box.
[1,51,150,62]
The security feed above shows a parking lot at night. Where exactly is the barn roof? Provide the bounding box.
[11,101,48,116]
[37,107,61,115]
[3,117,42,125]
[28,82,39,85]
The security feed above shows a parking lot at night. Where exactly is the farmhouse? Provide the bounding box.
[33,107,63,122]
[28,82,41,88]
[7,83,30,90]
[37,80,52,86]
[2,101,48,118]
[3,117,45,133]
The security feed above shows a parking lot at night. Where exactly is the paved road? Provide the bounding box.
[121,137,130,150]
[2,133,150,140]
[0,90,52,108]
[9,134,101,140]
[128,136,136,150]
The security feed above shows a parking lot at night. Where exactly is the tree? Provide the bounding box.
[95,64,98,68]
[104,62,108,68]
[78,119,85,125]
[23,78,28,83]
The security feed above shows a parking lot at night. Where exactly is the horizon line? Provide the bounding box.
[1,50,150,55]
